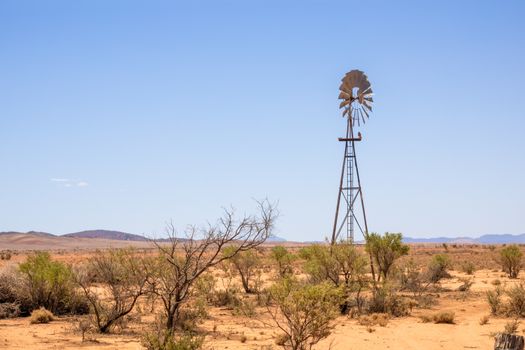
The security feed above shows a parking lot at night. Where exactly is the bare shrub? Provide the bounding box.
[500,245,523,278]
[267,278,342,350]
[0,302,20,319]
[457,278,473,292]
[30,307,54,324]
[75,248,150,333]
[399,259,430,297]
[149,200,276,333]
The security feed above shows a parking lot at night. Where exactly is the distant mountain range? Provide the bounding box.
[63,230,148,241]
[0,229,288,243]
[403,233,525,244]
[2,229,525,244]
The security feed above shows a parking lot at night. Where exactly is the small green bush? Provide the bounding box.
[500,245,522,278]
[30,307,54,324]
[427,254,452,283]
[270,246,294,277]
[461,261,476,275]
[506,284,525,317]
[486,287,504,315]
[19,252,87,315]
[142,331,204,350]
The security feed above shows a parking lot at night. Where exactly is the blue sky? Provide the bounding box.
[1,1,524,241]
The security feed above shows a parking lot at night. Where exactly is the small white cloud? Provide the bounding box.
[51,178,89,188]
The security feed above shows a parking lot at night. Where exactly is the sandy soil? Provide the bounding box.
[0,244,520,349]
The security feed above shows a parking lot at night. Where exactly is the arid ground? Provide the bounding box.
[0,238,521,350]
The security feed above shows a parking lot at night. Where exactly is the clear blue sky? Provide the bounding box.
[1,1,524,241]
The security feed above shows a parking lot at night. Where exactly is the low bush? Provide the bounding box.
[142,331,204,350]
[19,252,88,315]
[0,302,20,319]
[270,246,294,277]
[500,245,523,278]
[486,287,504,315]
[268,278,342,350]
[457,278,473,292]
[358,313,389,327]
[506,284,525,317]
[504,319,520,334]
[367,285,411,317]
[30,307,54,324]
[432,311,455,324]
[427,254,452,283]
[479,315,489,325]
[461,261,476,275]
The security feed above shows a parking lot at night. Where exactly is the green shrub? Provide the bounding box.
[222,246,261,294]
[365,232,409,282]
[367,285,411,317]
[506,284,525,317]
[270,246,294,277]
[142,331,204,350]
[298,245,340,285]
[30,307,54,324]
[500,245,523,278]
[461,261,476,275]
[486,287,504,315]
[269,278,342,350]
[18,252,87,315]
[427,254,452,283]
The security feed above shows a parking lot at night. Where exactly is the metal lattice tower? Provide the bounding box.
[331,70,373,244]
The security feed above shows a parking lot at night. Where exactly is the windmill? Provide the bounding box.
[331,70,373,244]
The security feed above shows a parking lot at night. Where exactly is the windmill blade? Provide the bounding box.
[361,86,373,96]
[342,108,349,117]
[360,109,367,124]
[363,100,373,111]
[364,96,374,103]
[339,100,350,109]
[338,91,351,100]
[362,107,370,120]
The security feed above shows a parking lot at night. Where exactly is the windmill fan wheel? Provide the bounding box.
[338,70,373,126]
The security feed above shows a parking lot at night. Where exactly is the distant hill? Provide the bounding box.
[64,230,148,241]
[404,233,525,244]
[0,231,55,237]
[267,234,287,242]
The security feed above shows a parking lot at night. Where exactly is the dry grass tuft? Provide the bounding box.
[30,307,54,324]
[479,315,490,325]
